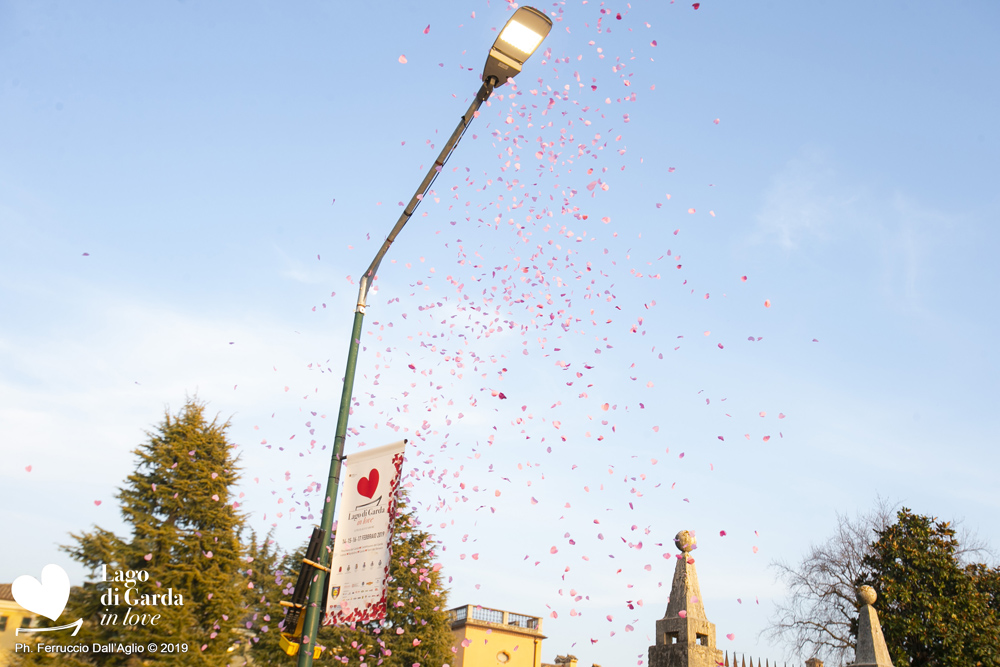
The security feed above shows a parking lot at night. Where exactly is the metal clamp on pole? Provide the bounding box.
[279,527,328,659]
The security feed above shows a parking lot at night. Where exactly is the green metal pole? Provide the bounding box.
[294,80,494,667]
[294,304,363,665]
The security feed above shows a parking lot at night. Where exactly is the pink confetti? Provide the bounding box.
[692,2,701,8]
[144,553,152,561]
[398,55,408,64]
[94,500,102,506]
[651,40,657,47]
[713,118,720,124]
[726,633,735,641]
[25,465,31,472]
[764,299,771,308]
[423,25,430,35]
[678,610,687,618]
[719,530,727,537]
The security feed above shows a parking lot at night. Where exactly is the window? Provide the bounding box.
[21,617,32,628]
[665,631,678,645]
[0,616,8,632]
[696,633,708,646]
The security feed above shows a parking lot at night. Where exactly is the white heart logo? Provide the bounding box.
[12,564,70,621]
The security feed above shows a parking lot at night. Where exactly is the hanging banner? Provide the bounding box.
[323,439,407,625]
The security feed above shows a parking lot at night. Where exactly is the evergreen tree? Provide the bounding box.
[237,530,294,666]
[858,508,1000,667]
[15,399,248,667]
[250,492,453,667]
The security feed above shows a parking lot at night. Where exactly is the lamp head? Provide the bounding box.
[482,7,552,87]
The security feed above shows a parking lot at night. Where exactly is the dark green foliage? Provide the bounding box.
[858,508,1000,667]
[249,493,453,667]
[235,533,298,666]
[235,529,291,666]
[14,399,249,667]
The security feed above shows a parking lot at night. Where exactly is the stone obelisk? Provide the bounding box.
[648,530,724,667]
[849,586,894,667]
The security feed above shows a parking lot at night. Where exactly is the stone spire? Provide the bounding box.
[664,530,708,620]
[849,586,894,667]
[648,531,723,667]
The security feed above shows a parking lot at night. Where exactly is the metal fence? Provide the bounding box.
[506,612,540,630]
[723,653,805,667]
[448,605,541,631]
[470,606,504,624]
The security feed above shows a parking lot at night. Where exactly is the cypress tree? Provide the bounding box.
[236,530,292,666]
[15,398,248,667]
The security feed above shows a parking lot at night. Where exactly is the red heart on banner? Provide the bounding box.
[357,469,379,499]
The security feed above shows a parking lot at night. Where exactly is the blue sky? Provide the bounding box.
[2,1,998,664]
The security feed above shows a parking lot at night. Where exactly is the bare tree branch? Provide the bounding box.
[762,497,898,665]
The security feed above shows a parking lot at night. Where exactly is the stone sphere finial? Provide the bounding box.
[857,585,877,606]
[674,530,696,553]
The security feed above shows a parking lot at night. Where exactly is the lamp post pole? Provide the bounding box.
[294,80,496,667]
[293,9,552,666]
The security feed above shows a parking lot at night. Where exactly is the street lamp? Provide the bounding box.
[291,8,552,667]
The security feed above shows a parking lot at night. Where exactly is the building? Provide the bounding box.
[448,604,547,667]
[0,584,35,667]
[542,654,581,667]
